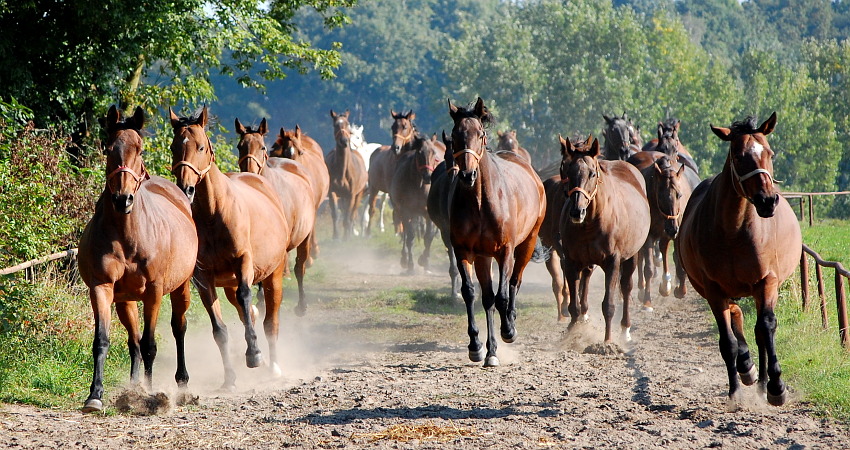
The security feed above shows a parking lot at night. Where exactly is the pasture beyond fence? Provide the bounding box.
[784,191,850,226]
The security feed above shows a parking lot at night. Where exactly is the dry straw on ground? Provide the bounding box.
[351,421,476,443]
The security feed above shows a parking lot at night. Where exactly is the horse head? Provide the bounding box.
[330,109,351,150]
[496,130,519,152]
[390,109,416,154]
[628,120,643,149]
[271,125,306,160]
[448,97,492,187]
[656,118,681,158]
[711,112,779,218]
[102,105,148,214]
[560,134,601,224]
[603,112,632,160]
[169,105,213,203]
[348,123,365,152]
[235,117,269,174]
[653,155,688,239]
[411,133,440,185]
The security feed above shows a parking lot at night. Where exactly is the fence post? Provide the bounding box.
[817,264,828,329]
[836,271,850,349]
[800,252,809,311]
[808,194,814,226]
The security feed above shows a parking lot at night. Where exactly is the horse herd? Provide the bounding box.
[76,98,801,414]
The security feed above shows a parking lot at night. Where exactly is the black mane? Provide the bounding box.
[729,116,760,135]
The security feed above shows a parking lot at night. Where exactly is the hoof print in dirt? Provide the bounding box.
[174,391,200,407]
[114,390,171,416]
[582,342,624,356]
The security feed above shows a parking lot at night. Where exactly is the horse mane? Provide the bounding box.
[453,102,496,129]
[175,106,207,127]
[728,116,760,135]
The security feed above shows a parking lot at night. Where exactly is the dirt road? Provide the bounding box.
[2,236,848,449]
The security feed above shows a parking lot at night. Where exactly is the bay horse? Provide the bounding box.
[390,133,441,273]
[365,110,415,236]
[78,106,198,412]
[640,118,699,174]
[674,113,801,408]
[236,118,317,316]
[602,112,641,160]
[495,130,533,164]
[326,109,368,239]
[558,134,650,343]
[448,97,546,367]
[633,155,692,311]
[170,106,290,387]
[426,131,461,299]
[349,122,390,233]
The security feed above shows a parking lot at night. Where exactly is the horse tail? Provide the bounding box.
[530,237,552,264]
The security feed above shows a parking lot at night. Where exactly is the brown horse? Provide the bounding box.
[602,112,641,160]
[78,106,198,412]
[633,155,692,310]
[326,109,368,239]
[495,130,533,164]
[558,134,650,343]
[427,132,461,299]
[170,106,290,387]
[540,172,570,323]
[448,98,546,367]
[390,133,441,273]
[236,118,317,316]
[365,110,415,236]
[640,118,699,173]
[675,113,801,408]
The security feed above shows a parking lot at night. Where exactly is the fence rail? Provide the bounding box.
[783,191,850,226]
[799,244,850,349]
[0,248,78,276]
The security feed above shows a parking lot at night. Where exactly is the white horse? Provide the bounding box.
[349,123,390,233]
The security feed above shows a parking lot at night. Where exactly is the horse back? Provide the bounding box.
[540,175,564,249]
[390,151,428,217]
[78,176,197,297]
[368,146,396,193]
[263,158,317,250]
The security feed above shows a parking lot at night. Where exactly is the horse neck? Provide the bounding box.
[192,162,231,221]
[710,160,757,231]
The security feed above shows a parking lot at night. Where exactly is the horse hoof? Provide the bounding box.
[660,281,672,297]
[767,389,787,406]
[739,364,758,386]
[246,352,264,368]
[674,287,686,299]
[580,314,590,323]
[81,398,103,413]
[501,328,517,343]
[271,362,282,378]
[294,304,306,317]
[623,327,632,342]
[484,356,500,367]
[469,348,485,362]
[642,303,654,312]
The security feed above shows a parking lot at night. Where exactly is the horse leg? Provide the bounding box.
[293,239,310,317]
[83,284,114,413]
[579,267,593,322]
[234,267,263,368]
[329,191,340,240]
[366,187,379,236]
[418,218,436,271]
[601,260,620,343]
[446,241,461,301]
[114,300,142,385]
[619,257,636,342]
[673,241,688,298]
[474,256,500,366]
[195,277,236,390]
[658,238,673,297]
[729,303,757,386]
[261,264,285,377]
[379,192,388,233]
[545,251,567,322]
[456,253,483,362]
[753,275,786,406]
[169,281,191,391]
[139,287,164,390]
[708,297,743,410]
[637,240,652,310]
[562,259,581,326]
[403,218,415,274]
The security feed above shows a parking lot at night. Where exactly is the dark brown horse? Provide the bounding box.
[675,113,801,409]
[78,106,198,412]
[602,112,641,160]
[448,98,546,367]
[170,106,290,387]
[495,130,533,164]
[365,110,415,236]
[326,109,368,239]
[640,118,699,173]
[540,173,570,323]
[236,118,317,316]
[427,132,461,299]
[270,125,330,259]
[558,134,650,343]
[390,133,441,273]
[633,155,692,310]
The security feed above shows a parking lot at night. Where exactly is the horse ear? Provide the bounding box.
[329,109,336,118]
[390,109,398,118]
[497,130,504,137]
[199,105,209,128]
[589,136,601,157]
[258,118,268,135]
[279,127,286,138]
[473,97,486,118]
[431,133,437,142]
[559,134,572,159]
[758,112,777,136]
[295,124,302,138]
[623,112,628,121]
[447,99,460,121]
[511,129,516,135]
[408,111,416,121]
[106,105,120,131]
[603,114,612,124]
[710,124,733,141]
[343,109,350,118]
[130,106,145,130]
[234,118,246,136]
[441,130,451,147]
[677,162,687,176]
[168,107,181,129]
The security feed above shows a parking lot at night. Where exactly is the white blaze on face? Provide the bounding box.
[182,137,190,145]
[750,141,764,159]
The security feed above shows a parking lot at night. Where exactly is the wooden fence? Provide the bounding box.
[0,248,78,276]
[783,191,850,226]
[799,244,850,349]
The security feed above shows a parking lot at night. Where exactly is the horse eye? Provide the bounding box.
[262,146,267,151]
[198,145,205,153]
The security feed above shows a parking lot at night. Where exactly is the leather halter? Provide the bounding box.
[727,149,776,204]
[452,133,486,163]
[393,125,414,146]
[172,132,215,181]
[567,157,602,203]
[238,151,267,175]
[106,163,149,194]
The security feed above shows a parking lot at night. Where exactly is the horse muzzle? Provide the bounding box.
[459,169,477,187]
[181,185,196,204]
[753,192,779,218]
[569,206,587,224]
[664,221,679,239]
[111,193,134,214]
